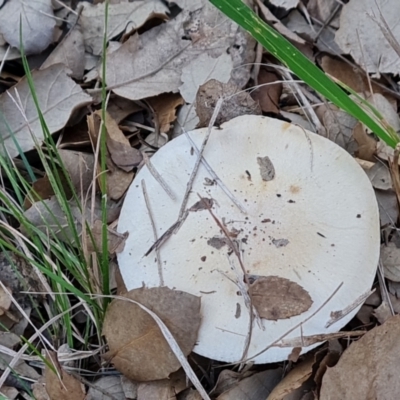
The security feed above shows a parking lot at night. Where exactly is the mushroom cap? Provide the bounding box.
[117,115,379,363]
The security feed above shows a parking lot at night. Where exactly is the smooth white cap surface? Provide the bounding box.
[117,115,380,363]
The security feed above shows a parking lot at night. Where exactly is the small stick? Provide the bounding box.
[143,152,176,201]
[141,179,164,286]
[178,98,224,220]
[184,130,247,214]
[144,210,188,256]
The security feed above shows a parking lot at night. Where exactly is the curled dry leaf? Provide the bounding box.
[87,111,137,200]
[195,79,261,128]
[102,287,201,381]
[0,0,55,55]
[45,351,85,400]
[80,0,169,56]
[320,315,400,399]
[250,276,313,320]
[0,64,92,159]
[148,93,184,134]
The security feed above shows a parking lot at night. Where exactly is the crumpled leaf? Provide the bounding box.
[320,315,400,399]
[106,2,255,100]
[80,0,169,56]
[148,93,184,134]
[195,79,261,128]
[0,0,56,55]
[102,287,201,381]
[41,27,85,80]
[45,351,85,400]
[335,0,400,74]
[217,369,282,400]
[0,64,92,159]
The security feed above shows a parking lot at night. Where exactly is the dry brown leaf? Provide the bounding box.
[23,195,121,244]
[251,69,282,114]
[24,175,56,210]
[41,27,85,79]
[195,79,261,128]
[211,370,254,397]
[107,96,143,124]
[105,3,255,100]
[366,162,392,191]
[58,149,95,196]
[307,0,340,29]
[87,111,136,199]
[0,64,92,159]
[315,104,358,154]
[179,388,203,400]
[352,122,377,162]
[148,93,185,133]
[45,351,85,400]
[137,371,187,400]
[335,0,400,74]
[257,0,306,45]
[372,301,393,324]
[86,376,125,400]
[179,53,233,104]
[81,0,169,56]
[217,369,282,400]
[269,0,299,9]
[0,0,55,55]
[267,358,314,400]
[320,315,400,399]
[0,285,12,316]
[32,377,51,400]
[138,380,176,400]
[0,386,18,399]
[102,287,201,381]
[375,189,398,227]
[320,56,392,100]
[381,242,400,282]
[86,219,128,254]
[356,305,373,325]
[249,276,313,320]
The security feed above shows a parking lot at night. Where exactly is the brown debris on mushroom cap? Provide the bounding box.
[249,276,313,320]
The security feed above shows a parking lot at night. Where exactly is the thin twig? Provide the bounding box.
[141,179,164,286]
[143,153,176,201]
[197,194,254,363]
[178,98,224,220]
[183,129,247,214]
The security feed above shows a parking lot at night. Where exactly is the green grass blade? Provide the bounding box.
[209,0,399,148]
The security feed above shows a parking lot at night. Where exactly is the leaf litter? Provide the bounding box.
[2,0,400,398]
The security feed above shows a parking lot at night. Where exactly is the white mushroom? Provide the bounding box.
[117,115,379,363]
